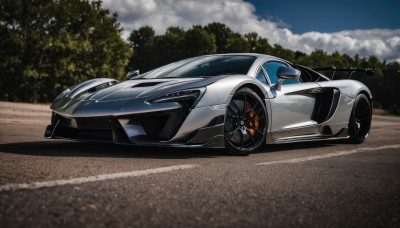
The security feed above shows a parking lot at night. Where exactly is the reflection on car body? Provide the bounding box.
[45,54,373,155]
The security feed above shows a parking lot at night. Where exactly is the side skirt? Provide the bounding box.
[267,128,349,144]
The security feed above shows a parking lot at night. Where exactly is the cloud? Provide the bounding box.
[103,0,400,62]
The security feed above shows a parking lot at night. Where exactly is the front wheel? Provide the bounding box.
[348,94,372,144]
[224,88,267,155]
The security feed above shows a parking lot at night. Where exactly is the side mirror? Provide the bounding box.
[126,70,140,80]
[275,67,301,91]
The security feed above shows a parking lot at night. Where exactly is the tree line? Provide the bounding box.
[0,0,131,102]
[1,0,399,114]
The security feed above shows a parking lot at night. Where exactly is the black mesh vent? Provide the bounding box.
[75,117,120,129]
[53,126,113,142]
[76,129,113,141]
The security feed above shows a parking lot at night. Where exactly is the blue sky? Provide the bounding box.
[103,0,400,62]
[247,0,400,34]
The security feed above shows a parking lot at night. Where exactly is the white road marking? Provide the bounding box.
[256,144,400,166]
[0,164,198,192]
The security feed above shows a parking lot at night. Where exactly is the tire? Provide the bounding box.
[348,94,372,144]
[224,88,267,155]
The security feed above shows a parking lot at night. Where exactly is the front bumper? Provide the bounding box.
[44,106,225,148]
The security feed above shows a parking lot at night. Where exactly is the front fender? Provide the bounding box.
[195,75,272,108]
[51,78,118,113]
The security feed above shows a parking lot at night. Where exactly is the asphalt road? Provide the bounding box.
[0,101,399,227]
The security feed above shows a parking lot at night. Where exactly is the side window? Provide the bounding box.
[256,69,268,84]
[262,61,300,85]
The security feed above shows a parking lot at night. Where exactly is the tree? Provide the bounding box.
[128,26,155,72]
[0,0,131,102]
[151,27,186,67]
[204,22,234,53]
[270,44,295,62]
[225,33,250,53]
[183,26,216,57]
[244,32,274,55]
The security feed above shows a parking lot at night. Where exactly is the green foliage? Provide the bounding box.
[184,26,216,57]
[244,33,273,54]
[129,25,217,72]
[128,26,155,73]
[0,0,131,102]
[225,34,250,53]
[204,22,234,53]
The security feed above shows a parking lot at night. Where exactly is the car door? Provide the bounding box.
[262,61,322,140]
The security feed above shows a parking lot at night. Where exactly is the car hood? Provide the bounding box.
[89,78,203,102]
[50,76,226,117]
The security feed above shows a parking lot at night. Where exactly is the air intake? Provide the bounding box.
[131,82,162,88]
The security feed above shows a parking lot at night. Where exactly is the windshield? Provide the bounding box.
[139,55,256,79]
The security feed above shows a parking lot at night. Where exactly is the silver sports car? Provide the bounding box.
[45,54,373,155]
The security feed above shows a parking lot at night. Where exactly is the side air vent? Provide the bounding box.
[131,82,162,88]
[311,88,341,123]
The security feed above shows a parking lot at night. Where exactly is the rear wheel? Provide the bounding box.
[224,88,267,155]
[348,94,372,144]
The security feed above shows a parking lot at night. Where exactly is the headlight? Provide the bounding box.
[149,88,206,108]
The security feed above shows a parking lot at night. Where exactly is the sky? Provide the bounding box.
[247,0,400,34]
[102,0,400,62]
